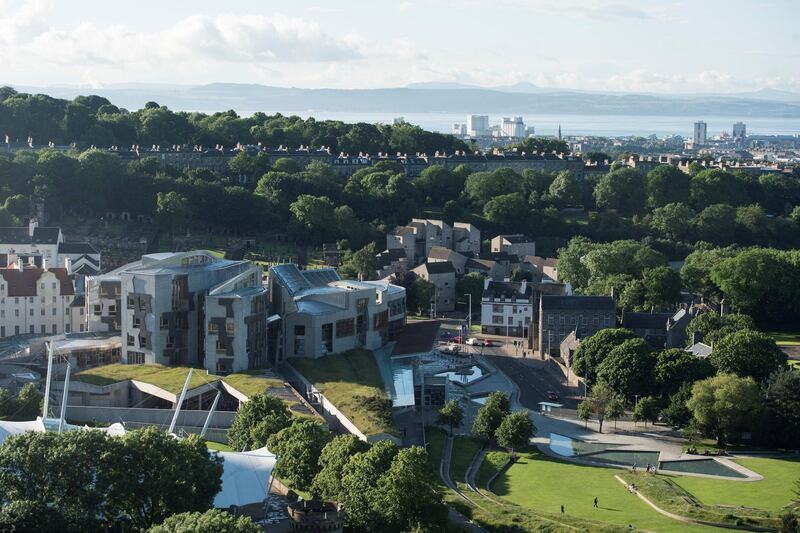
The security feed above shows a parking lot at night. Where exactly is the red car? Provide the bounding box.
[482,339,494,347]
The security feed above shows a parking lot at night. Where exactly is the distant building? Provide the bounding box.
[490,234,536,259]
[500,117,526,139]
[686,342,712,358]
[452,123,467,136]
[411,261,456,313]
[0,219,100,275]
[621,311,672,348]
[538,295,616,357]
[733,122,747,145]
[523,256,559,282]
[481,280,533,338]
[426,246,468,276]
[269,264,405,360]
[386,219,480,266]
[467,115,490,137]
[693,121,707,146]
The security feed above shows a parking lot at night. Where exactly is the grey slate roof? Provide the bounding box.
[541,295,615,311]
[622,312,672,330]
[483,281,533,300]
[58,242,99,254]
[419,261,456,275]
[0,226,60,245]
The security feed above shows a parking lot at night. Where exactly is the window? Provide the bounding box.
[226,321,234,334]
[160,315,169,329]
[492,315,504,325]
[208,321,218,333]
[52,324,57,334]
[93,305,102,316]
[79,308,84,315]
[508,316,513,325]
[29,309,34,316]
[108,304,116,314]
[52,282,56,290]
[133,316,141,327]
[373,310,389,329]
[128,351,145,364]
[166,336,174,349]
[52,308,56,316]
[127,296,134,309]
[336,318,355,338]
[15,309,19,317]
[127,335,135,347]
[40,308,45,316]
[216,340,226,354]
[52,296,56,303]
[65,324,70,333]
[492,304,504,313]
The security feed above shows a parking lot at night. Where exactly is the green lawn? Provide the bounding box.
[476,450,510,488]
[205,441,233,452]
[221,371,285,398]
[289,349,397,436]
[74,364,220,394]
[671,457,800,511]
[449,436,483,484]
[494,449,722,532]
[768,331,800,346]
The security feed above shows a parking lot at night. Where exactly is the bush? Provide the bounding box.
[148,509,261,533]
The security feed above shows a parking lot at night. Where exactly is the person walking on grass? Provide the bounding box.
[594,497,598,508]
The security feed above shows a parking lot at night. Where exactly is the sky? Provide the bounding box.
[0,0,798,94]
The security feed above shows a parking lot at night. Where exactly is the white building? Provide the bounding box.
[480,280,533,338]
[0,261,84,338]
[693,121,708,146]
[500,117,526,139]
[0,219,100,275]
[467,115,490,137]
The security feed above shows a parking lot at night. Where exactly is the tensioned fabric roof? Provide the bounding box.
[214,447,277,508]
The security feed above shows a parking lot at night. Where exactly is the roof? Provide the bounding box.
[686,342,713,358]
[525,256,559,269]
[0,267,74,296]
[416,261,456,275]
[483,281,533,300]
[270,264,340,297]
[58,242,99,254]
[466,258,496,271]
[541,295,615,312]
[215,447,277,508]
[497,234,532,244]
[391,320,441,356]
[427,246,465,262]
[0,226,60,245]
[622,312,672,330]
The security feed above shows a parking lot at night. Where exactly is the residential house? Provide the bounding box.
[427,246,468,276]
[0,260,83,338]
[269,264,406,360]
[491,234,536,259]
[376,248,409,279]
[385,219,480,266]
[538,295,616,357]
[621,311,673,348]
[0,219,100,275]
[411,261,456,313]
[465,258,507,280]
[524,256,559,282]
[480,280,534,337]
[453,222,481,257]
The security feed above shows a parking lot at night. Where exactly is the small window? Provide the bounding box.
[93,305,102,316]
[160,316,169,329]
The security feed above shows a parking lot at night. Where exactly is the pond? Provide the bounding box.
[436,365,485,384]
[659,458,748,479]
[549,433,660,467]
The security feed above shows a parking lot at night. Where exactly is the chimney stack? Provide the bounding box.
[28,218,38,237]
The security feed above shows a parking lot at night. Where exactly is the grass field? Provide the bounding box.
[494,448,722,532]
[449,436,483,484]
[476,450,510,488]
[671,457,800,511]
[221,371,285,398]
[768,332,800,346]
[205,440,233,452]
[289,349,396,436]
[74,364,220,393]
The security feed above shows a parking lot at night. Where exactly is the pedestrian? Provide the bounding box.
[561,505,564,514]
[594,497,598,508]
[632,463,637,473]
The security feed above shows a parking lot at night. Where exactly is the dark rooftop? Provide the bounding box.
[541,295,615,311]
[418,261,456,275]
[622,311,672,330]
[0,226,61,245]
[499,234,531,244]
[58,242,100,254]
[483,281,533,300]
[391,320,441,356]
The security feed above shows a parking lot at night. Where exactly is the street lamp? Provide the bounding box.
[464,292,472,331]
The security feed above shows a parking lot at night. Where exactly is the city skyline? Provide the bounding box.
[1,0,798,94]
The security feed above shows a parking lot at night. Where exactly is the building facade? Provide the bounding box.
[411,261,456,313]
[0,219,100,275]
[490,234,536,259]
[538,295,616,357]
[480,280,534,338]
[693,121,708,146]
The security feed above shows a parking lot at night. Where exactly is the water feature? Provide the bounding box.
[659,459,747,478]
[436,365,485,384]
[549,433,659,467]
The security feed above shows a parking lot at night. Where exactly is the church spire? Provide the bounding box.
[558,124,562,140]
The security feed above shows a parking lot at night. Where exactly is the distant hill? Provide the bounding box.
[9,82,800,118]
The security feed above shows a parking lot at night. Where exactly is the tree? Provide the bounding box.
[593,168,646,215]
[646,165,691,208]
[339,242,378,281]
[585,381,618,433]
[415,165,463,205]
[685,311,755,345]
[572,328,638,386]
[710,329,787,383]
[267,419,331,491]
[483,192,529,230]
[694,204,737,245]
[472,391,510,441]
[690,169,748,209]
[596,338,657,400]
[464,169,522,205]
[660,382,694,428]
[310,434,369,501]
[655,348,714,396]
[680,245,738,297]
[289,194,337,243]
[633,397,661,427]
[148,509,261,533]
[14,383,42,420]
[340,440,398,532]
[228,392,293,452]
[650,202,695,241]
[156,191,189,236]
[765,370,800,448]
[687,374,763,446]
[437,399,464,436]
[0,500,68,533]
[548,170,581,206]
[607,396,625,429]
[577,400,592,429]
[373,446,448,532]
[495,410,535,455]
[641,266,681,311]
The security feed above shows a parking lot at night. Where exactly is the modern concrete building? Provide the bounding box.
[426,246,468,276]
[467,115,490,137]
[490,234,536,259]
[269,264,406,360]
[538,295,616,357]
[386,219,480,266]
[524,256,559,282]
[411,261,456,313]
[480,280,534,338]
[693,121,708,146]
[0,261,83,338]
[500,116,526,139]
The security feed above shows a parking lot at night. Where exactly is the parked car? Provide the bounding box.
[547,390,559,401]
[482,339,494,347]
[451,336,463,344]
[465,337,480,346]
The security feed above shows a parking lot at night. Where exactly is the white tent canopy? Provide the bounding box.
[0,417,127,446]
[214,447,277,508]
